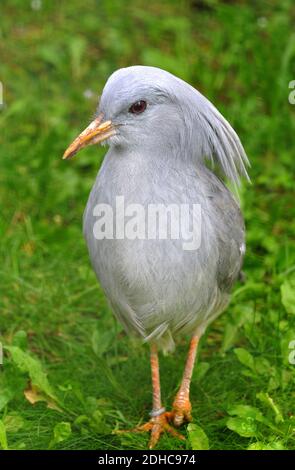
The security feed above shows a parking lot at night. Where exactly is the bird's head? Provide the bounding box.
[63,66,250,185]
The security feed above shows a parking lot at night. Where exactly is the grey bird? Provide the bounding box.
[63,66,250,448]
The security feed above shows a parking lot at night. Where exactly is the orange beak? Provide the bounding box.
[62,114,115,160]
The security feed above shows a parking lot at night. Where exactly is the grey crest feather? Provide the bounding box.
[168,73,251,186]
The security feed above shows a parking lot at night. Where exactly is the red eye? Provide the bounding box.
[129,100,147,114]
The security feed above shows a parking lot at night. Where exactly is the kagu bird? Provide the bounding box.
[63,66,250,448]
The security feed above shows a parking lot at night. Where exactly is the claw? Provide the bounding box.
[116,411,185,449]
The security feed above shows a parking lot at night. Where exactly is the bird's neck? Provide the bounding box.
[102,145,188,188]
[96,145,208,206]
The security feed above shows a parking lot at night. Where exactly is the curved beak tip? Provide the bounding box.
[62,115,114,160]
[62,148,75,160]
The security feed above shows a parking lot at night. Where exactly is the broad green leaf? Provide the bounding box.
[226,417,257,437]
[49,422,72,448]
[53,422,72,443]
[280,279,295,315]
[0,420,8,450]
[234,348,255,371]
[5,346,57,402]
[228,404,265,423]
[187,423,209,450]
[222,323,238,353]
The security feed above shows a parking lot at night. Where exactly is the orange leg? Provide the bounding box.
[131,343,185,448]
[171,334,199,427]
[150,342,162,413]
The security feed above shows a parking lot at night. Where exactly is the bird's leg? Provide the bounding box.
[134,343,185,448]
[170,334,199,427]
[150,342,163,415]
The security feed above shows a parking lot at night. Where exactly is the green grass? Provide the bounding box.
[0,0,295,450]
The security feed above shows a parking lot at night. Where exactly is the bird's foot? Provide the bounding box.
[137,411,186,449]
[117,409,185,449]
[170,393,192,427]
